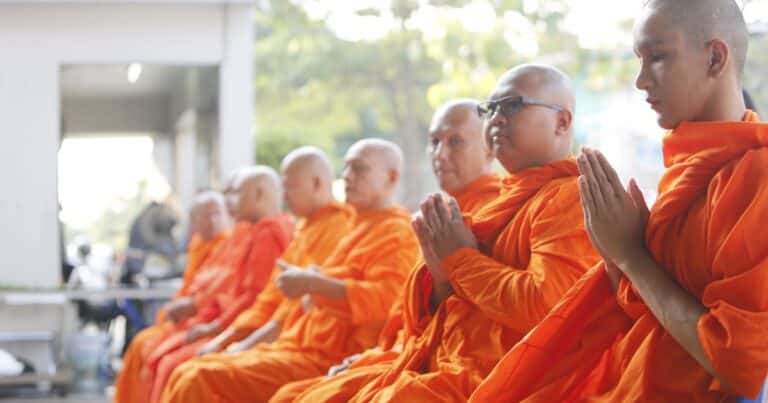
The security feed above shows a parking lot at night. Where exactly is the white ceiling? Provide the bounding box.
[60,64,186,98]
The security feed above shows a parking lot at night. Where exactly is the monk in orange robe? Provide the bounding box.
[470,1,768,401]
[193,146,354,359]
[114,191,230,403]
[115,166,294,403]
[150,147,354,394]
[285,65,597,403]
[160,138,420,403]
[155,192,231,324]
[269,98,500,403]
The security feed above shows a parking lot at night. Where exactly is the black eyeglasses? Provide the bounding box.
[477,95,565,119]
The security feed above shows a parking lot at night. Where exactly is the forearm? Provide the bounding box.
[309,275,347,301]
[620,251,730,387]
[242,320,281,345]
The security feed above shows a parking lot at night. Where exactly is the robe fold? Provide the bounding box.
[115,216,293,403]
[470,111,768,403]
[160,207,420,403]
[269,174,501,403]
[286,160,597,403]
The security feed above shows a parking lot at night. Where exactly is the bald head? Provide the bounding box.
[429,99,483,133]
[280,146,336,217]
[643,0,748,75]
[281,146,334,184]
[222,167,246,218]
[485,64,575,173]
[429,99,494,193]
[190,191,229,240]
[342,138,404,211]
[496,64,575,114]
[634,0,748,128]
[231,165,282,222]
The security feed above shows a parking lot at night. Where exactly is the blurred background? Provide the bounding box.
[0,0,765,401]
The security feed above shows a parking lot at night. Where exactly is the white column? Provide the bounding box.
[174,110,198,212]
[218,3,255,180]
[0,61,61,287]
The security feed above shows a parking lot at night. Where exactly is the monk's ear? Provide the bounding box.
[554,109,573,137]
[388,168,400,187]
[312,176,321,192]
[706,38,729,78]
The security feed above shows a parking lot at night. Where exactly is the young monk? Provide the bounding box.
[114,191,230,403]
[286,65,598,403]
[159,138,421,403]
[470,1,768,401]
[192,147,354,357]
[115,166,294,403]
[269,98,500,403]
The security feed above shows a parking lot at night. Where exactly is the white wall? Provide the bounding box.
[0,2,254,287]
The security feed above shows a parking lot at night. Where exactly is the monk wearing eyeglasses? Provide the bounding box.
[278,64,600,403]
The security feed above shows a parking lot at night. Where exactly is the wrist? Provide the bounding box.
[305,273,320,295]
[615,246,651,276]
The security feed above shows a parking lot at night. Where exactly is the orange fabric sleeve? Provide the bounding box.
[212,226,288,328]
[229,270,285,331]
[695,150,768,396]
[342,227,419,325]
[442,185,594,333]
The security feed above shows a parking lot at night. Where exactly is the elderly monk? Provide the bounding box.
[291,65,599,403]
[115,191,229,403]
[470,1,768,402]
[142,148,353,402]
[155,192,231,324]
[269,98,500,403]
[115,166,294,403]
[160,138,420,403]
[193,146,354,356]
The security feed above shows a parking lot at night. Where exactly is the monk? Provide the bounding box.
[192,146,354,357]
[115,166,294,403]
[114,191,230,403]
[155,192,231,324]
[470,1,768,401]
[285,65,598,403]
[269,98,500,403]
[160,138,421,403]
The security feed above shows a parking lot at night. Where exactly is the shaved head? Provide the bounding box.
[191,191,226,215]
[643,0,748,75]
[634,0,748,128]
[232,165,282,221]
[485,64,575,173]
[222,167,246,217]
[280,146,336,217]
[343,138,404,211]
[281,146,334,184]
[428,99,494,192]
[190,191,228,240]
[429,99,483,133]
[496,64,575,114]
[347,138,404,174]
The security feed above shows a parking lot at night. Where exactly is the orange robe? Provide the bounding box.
[146,204,353,402]
[155,233,228,323]
[114,232,228,403]
[292,160,596,403]
[160,207,420,403]
[227,203,354,341]
[115,216,293,403]
[470,111,768,402]
[269,174,501,403]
